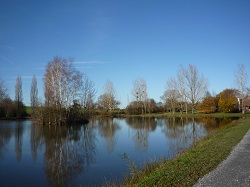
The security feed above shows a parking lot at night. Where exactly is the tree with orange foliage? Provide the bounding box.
[218,89,238,113]
[198,96,217,114]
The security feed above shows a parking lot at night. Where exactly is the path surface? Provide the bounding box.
[194,129,250,187]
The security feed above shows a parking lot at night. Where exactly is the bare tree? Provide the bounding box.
[177,69,188,114]
[39,57,88,125]
[180,64,209,114]
[161,78,180,114]
[234,64,248,114]
[30,75,38,107]
[131,78,148,114]
[0,76,8,102]
[97,80,120,114]
[162,76,187,114]
[80,73,96,115]
[44,57,82,109]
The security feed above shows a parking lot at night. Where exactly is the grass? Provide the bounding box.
[26,106,32,116]
[113,118,250,187]
[119,112,250,118]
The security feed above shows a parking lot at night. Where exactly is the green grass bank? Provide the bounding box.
[116,118,250,187]
[117,112,250,118]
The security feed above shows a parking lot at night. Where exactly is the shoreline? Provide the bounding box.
[117,118,250,186]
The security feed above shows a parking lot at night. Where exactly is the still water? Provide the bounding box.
[0,117,235,186]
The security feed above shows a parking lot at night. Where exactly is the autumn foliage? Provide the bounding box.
[218,89,238,113]
[198,97,217,114]
[198,89,240,114]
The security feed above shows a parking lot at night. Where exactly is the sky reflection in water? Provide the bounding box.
[0,117,235,186]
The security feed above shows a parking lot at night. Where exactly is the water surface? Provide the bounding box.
[0,117,235,186]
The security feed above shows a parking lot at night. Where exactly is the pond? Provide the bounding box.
[0,117,237,186]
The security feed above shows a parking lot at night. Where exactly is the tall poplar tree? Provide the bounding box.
[30,75,38,107]
[234,64,248,114]
[15,76,23,117]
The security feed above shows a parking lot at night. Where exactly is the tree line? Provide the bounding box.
[161,64,250,114]
[0,76,27,118]
[0,57,249,124]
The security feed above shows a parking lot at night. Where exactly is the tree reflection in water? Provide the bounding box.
[160,117,208,159]
[160,117,238,159]
[30,124,97,187]
[0,117,240,186]
[198,117,238,130]
[0,121,12,159]
[15,121,23,162]
[96,118,121,153]
[126,117,157,152]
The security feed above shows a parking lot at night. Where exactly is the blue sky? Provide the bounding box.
[0,0,250,108]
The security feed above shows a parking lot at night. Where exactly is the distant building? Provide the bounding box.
[245,99,250,112]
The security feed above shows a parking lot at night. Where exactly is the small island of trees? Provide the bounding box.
[31,57,96,125]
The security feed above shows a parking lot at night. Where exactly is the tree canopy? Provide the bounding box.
[218,89,238,113]
[32,57,95,125]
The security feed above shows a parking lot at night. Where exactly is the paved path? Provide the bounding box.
[194,129,250,187]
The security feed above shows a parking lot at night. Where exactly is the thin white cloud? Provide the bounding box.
[76,66,95,69]
[74,61,110,65]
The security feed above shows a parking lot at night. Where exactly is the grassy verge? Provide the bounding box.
[119,112,250,118]
[26,106,32,116]
[118,118,250,187]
